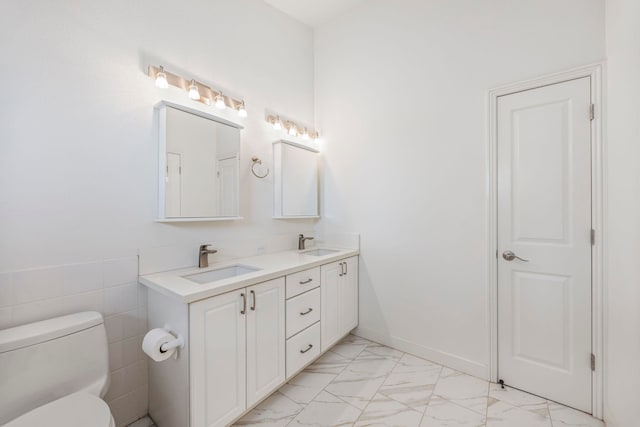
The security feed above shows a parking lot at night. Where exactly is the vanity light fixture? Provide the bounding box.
[155,66,169,89]
[147,65,248,118]
[265,113,319,140]
[237,100,247,117]
[273,116,282,130]
[288,122,297,136]
[215,92,226,109]
[188,80,200,100]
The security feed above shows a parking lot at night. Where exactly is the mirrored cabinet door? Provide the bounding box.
[156,101,243,222]
[273,140,319,218]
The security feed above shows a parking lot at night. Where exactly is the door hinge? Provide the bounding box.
[589,104,595,121]
[591,229,596,246]
[591,353,596,371]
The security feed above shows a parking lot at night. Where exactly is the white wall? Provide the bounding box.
[604,0,640,425]
[315,0,605,376]
[0,1,314,425]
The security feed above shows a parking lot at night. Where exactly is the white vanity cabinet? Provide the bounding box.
[143,251,359,427]
[189,278,285,427]
[321,256,359,352]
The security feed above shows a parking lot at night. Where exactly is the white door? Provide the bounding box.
[190,290,246,427]
[321,261,342,352]
[497,77,592,412]
[246,278,286,407]
[339,257,359,335]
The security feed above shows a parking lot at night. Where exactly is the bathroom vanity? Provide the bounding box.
[139,248,359,427]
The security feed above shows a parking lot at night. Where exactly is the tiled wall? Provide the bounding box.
[0,256,148,427]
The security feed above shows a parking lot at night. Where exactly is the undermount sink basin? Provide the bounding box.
[183,265,261,284]
[301,249,339,257]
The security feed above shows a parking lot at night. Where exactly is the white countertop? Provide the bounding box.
[139,247,359,304]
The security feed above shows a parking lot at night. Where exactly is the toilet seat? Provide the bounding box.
[4,392,114,427]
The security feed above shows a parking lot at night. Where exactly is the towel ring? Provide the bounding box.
[251,156,269,179]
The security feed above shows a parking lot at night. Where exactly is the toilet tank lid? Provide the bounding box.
[0,311,104,353]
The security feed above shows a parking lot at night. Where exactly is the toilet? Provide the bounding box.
[0,311,115,427]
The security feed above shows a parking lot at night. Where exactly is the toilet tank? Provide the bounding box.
[0,312,110,425]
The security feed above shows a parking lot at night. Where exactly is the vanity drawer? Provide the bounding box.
[286,322,320,378]
[286,288,320,338]
[286,267,320,299]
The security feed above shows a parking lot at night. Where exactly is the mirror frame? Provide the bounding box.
[155,101,244,222]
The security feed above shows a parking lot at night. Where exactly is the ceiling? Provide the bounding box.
[263,0,365,28]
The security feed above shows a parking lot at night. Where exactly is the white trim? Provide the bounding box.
[155,100,245,129]
[155,217,244,223]
[273,139,321,153]
[486,63,605,419]
[354,326,488,379]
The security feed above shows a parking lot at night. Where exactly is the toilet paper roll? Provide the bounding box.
[142,328,176,362]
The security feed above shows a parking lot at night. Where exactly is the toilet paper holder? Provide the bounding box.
[159,335,184,354]
[159,324,185,358]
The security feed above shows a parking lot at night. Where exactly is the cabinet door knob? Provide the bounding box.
[300,344,313,354]
[300,308,313,316]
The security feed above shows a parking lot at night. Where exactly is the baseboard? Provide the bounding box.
[353,326,489,380]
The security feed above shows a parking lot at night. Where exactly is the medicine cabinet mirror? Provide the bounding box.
[156,101,242,221]
[273,140,319,218]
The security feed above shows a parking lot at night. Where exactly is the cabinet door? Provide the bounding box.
[246,278,286,407]
[321,261,342,352]
[339,257,359,335]
[190,290,246,427]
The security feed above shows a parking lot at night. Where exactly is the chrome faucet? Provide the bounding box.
[298,234,314,250]
[198,244,218,268]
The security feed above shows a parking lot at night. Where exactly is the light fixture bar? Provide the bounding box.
[148,65,246,116]
[265,114,319,140]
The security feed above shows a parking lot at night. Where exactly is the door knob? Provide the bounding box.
[502,250,529,262]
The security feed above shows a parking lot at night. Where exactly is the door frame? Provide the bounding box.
[486,63,605,418]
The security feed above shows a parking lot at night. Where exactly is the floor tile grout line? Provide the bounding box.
[324,388,365,412]
[483,380,489,427]
[351,348,404,426]
[416,364,445,427]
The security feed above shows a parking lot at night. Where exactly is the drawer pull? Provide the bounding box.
[300,344,313,354]
[300,308,313,316]
[299,278,313,284]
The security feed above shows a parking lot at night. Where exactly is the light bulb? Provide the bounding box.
[155,66,168,89]
[188,80,200,100]
[302,128,310,139]
[215,93,226,109]
[288,123,297,136]
[273,116,282,130]
[238,101,247,117]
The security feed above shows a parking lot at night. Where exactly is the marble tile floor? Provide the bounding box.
[233,335,605,427]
